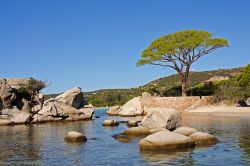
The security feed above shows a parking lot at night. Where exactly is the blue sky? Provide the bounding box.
[0,0,249,94]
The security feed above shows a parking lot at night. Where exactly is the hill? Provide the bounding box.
[45,67,244,107]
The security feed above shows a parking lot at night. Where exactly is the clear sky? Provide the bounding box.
[0,0,249,94]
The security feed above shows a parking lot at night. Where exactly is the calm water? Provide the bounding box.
[1,109,250,165]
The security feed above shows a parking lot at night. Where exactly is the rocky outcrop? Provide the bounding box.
[64,131,87,143]
[127,120,138,127]
[141,108,181,131]
[0,82,94,125]
[139,131,195,150]
[31,87,93,123]
[173,127,198,136]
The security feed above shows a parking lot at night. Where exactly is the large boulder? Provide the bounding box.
[118,97,144,116]
[189,132,218,146]
[141,108,181,131]
[54,87,85,109]
[107,106,121,115]
[173,127,198,136]
[0,108,32,124]
[139,131,195,150]
[64,131,87,143]
[13,112,32,124]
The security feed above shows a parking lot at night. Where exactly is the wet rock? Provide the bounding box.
[123,127,150,136]
[64,131,87,143]
[102,120,119,126]
[127,120,138,127]
[173,127,198,136]
[139,131,195,150]
[141,108,181,130]
[189,132,218,146]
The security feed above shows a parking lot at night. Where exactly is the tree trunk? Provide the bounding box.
[181,80,187,97]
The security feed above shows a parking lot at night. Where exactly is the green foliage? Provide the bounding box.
[137,29,229,66]
[188,82,215,96]
[237,64,250,86]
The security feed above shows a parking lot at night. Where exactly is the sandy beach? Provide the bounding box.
[184,105,250,118]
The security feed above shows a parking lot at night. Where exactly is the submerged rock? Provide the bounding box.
[102,120,119,126]
[64,131,87,143]
[173,127,198,136]
[139,131,195,150]
[189,132,218,146]
[141,108,181,130]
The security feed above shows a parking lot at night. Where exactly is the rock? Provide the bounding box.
[142,92,152,98]
[127,120,138,127]
[13,112,32,124]
[0,119,13,125]
[107,106,121,115]
[0,78,16,109]
[247,97,250,106]
[236,100,248,107]
[21,99,31,113]
[6,78,30,89]
[64,131,87,142]
[123,127,150,136]
[141,108,181,131]
[31,114,62,123]
[1,108,21,117]
[173,127,198,136]
[139,131,195,150]
[54,87,85,109]
[102,120,119,126]
[36,104,94,122]
[84,104,94,108]
[149,128,169,134]
[189,132,218,146]
[118,97,144,116]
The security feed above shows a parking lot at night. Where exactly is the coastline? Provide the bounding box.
[184,105,250,118]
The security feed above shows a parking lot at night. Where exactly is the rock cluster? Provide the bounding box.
[0,78,94,125]
[139,127,218,151]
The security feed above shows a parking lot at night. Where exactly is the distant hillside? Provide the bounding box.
[45,67,243,107]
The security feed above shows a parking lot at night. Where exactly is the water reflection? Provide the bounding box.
[0,110,250,165]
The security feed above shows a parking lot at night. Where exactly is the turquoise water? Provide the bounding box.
[0,109,250,165]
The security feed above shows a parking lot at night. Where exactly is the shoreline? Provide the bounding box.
[184,105,250,118]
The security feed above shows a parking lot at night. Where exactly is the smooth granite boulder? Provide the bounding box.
[139,131,195,150]
[141,108,181,130]
[189,132,218,146]
[102,120,119,126]
[64,131,87,142]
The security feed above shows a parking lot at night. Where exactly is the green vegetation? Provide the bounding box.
[137,30,229,96]
[45,65,250,107]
